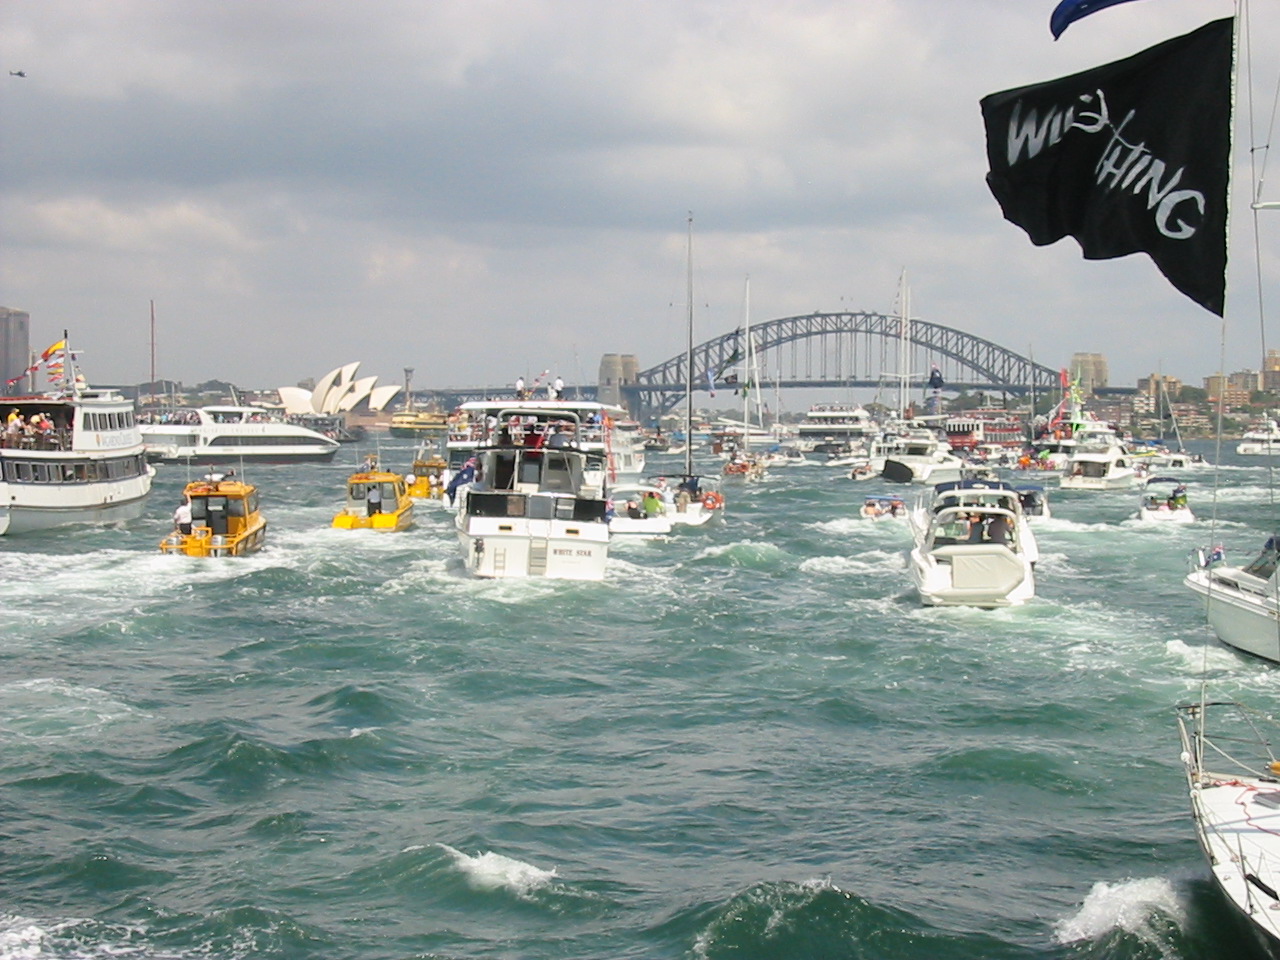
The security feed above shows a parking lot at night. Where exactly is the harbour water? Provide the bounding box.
[0,439,1272,959]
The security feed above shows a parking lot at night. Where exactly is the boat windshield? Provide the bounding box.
[1243,540,1280,580]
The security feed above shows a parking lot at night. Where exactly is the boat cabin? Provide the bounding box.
[161,473,266,557]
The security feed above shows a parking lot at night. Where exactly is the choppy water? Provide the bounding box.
[0,438,1274,960]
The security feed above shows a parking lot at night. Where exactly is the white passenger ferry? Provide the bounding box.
[446,399,645,480]
[0,368,154,535]
[139,405,340,463]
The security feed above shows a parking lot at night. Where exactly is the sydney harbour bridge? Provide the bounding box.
[418,311,1061,421]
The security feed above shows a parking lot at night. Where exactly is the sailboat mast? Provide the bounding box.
[743,276,751,455]
[685,214,694,478]
[149,300,156,401]
[897,270,910,417]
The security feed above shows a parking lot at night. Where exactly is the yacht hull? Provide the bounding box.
[457,518,609,580]
[1185,568,1280,663]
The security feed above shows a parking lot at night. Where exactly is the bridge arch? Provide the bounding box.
[623,311,1060,419]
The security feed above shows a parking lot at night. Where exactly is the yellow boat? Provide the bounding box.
[160,473,266,557]
[406,450,449,499]
[389,408,449,439]
[333,465,414,531]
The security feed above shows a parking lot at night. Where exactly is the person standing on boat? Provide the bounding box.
[366,483,383,516]
[173,497,193,535]
[553,376,564,399]
[515,376,526,400]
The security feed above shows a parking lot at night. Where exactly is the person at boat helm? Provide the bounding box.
[547,424,573,448]
[173,497,193,535]
[366,483,383,516]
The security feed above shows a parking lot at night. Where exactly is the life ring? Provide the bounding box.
[701,491,724,510]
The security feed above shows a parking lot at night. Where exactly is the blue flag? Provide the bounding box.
[1051,0,1149,39]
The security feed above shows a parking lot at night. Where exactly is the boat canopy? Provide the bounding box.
[932,479,1016,494]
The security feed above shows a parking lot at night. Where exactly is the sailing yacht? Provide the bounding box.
[655,215,725,527]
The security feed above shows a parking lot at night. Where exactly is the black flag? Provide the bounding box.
[980,17,1232,316]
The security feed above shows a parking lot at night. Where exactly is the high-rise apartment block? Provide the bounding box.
[0,307,31,389]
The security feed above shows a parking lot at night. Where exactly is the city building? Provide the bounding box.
[0,307,31,388]
[1264,350,1280,393]
[1069,352,1108,394]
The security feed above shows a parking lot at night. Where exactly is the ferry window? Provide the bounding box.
[33,463,50,483]
[247,492,259,513]
[349,484,367,500]
[1,462,13,481]
[227,498,246,518]
[190,499,208,522]
[124,412,134,427]
[16,462,31,482]
[87,462,101,481]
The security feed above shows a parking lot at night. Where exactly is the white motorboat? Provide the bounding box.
[1185,540,1280,663]
[1176,699,1280,959]
[1136,476,1194,523]
[139,405,340,463]
[1059,424,1139,491]
[860,495,906,520]
[881,430,966,486]
[0,361,154,534]
[453,408,610,580]
[906,479,1038,608]
[646,474,725,528]
[446,399,645,480]
[1238,419,1280,456]
[1014,484,1051,521]
[608,480,674,539]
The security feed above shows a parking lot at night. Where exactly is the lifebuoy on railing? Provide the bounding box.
[701,491,724,510]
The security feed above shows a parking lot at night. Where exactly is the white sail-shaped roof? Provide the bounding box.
[337,375,377,411]
[367,384,401,412]
[310,366,345,413]
[277,386,316,415]
[318,361,361,413]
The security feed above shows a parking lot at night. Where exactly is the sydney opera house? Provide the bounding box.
[277,362,401,417]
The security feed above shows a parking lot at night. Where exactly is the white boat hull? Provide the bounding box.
[1137,506,1195,523]
[1177,703,1280,960]
[1185,567,1280,663]
[1238,441,1280,456]
[457,516,609,579]
[1059,471,1138,490]
[0,478,152,535]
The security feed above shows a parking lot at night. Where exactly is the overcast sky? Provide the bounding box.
[2,0,1276,397]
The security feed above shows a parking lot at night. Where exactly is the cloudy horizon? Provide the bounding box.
[2,0,1275,397]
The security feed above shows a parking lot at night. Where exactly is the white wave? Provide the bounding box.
[0,913,52,959]
[438,844,556,896]
[0,678,141,741]
[1052,876,1184,945]
[1165,638,1252,676]
[801,550,903,577]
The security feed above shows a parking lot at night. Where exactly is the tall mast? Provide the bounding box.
[685,213,694,477]
[742,275,751,455]
[897,270,910,417]
[149,300,156,401]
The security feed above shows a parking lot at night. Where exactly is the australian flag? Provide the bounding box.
[980,17,1232,316]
